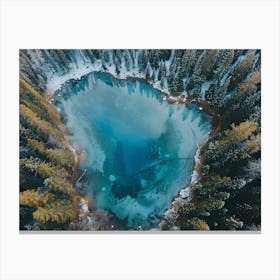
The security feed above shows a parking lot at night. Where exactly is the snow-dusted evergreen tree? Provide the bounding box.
[137,49,149,72]
[251,51,261,72]
[128,49,137,68]
[215,49,234,81]
[228,50,255,90]
[158,49,172,61]
[113,50,122,75]
[167,52,184,93]
[101,50,110,63]
[92,49,101,59]
[149,50,160,69]
[158,62,167,81]
[83,50,95,63]
[205,76,231,112]
[20,49,260,100]
[232,49,246,64]
[123,49,133,71]
[178,50,197,80]
[151,69,156,81]
[191,50,206,85]
[145,61,152,81]
[223,70,261,127]
[200,49,219,80]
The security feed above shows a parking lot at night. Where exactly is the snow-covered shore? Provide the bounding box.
[160,146,204,229]
[45,59,174,97]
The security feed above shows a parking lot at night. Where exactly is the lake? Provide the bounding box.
[55,72,211,229]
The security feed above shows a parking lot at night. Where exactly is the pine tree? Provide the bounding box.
[20,104,64,144]
[226,178,247,190]
[145,62,152,80]
[223,121,258,145]
[205,76,231,112]
[168,54,177,76]
[223,216,243,230]
[191,50,206,84]
[205,121,259,168]
[20,188,53,207]
[158,62,167,81]
[123,50,133,70]
[113,50,122,74]
[180,217,209,230]
[27,139,45,154]
[20,79,61,125]
[92,50,100,59]
[84,50,96,62]
[215,49,234,80]
[149,50,159,68]
[46,148,75,169]
[19,52,44,89]
[49,49,64,73]
[193,176,231,197]
[138,50,149,71]
[115,64,120,76]
[158,50,172,61]
[244,159,261,180]
[236,71,261,96]
[251,51,261,72]
[56,50,70,71]
[102,50,110,63]
[44,176,75,195]
[200,49,219,80]
[129,49,136,67]
[228,50,256,90]
[222,71,261,128]
[20,157,42,174]
[33,199,77,224]
[202,198,225,211]
[178,50,197,79]
[37,162,68,179]
[151,69,156,81]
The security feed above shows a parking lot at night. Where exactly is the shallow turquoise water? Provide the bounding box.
[55,72,212,229]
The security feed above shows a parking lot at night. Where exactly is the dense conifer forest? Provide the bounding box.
[20,49,261,230]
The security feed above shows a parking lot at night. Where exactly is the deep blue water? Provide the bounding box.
[55,72,212,229]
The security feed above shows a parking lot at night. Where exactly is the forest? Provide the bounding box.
[20,49,261,230]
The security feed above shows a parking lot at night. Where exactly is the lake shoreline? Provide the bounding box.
[47,69,217,231]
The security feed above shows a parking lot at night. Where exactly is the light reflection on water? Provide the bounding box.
[55,72,212,229]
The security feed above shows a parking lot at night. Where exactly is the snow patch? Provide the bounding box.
[190,148,201,184]
[46,60,102,92]
[45,54,172,97]
[200,80,214,99]
[179,187,191,198]
[79,199,89,212]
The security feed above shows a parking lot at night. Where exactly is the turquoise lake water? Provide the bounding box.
[55,72,212,229]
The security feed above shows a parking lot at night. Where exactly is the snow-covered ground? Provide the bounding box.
[45,56,173,97]
[190,148,201,184]
[46,60,103,92]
